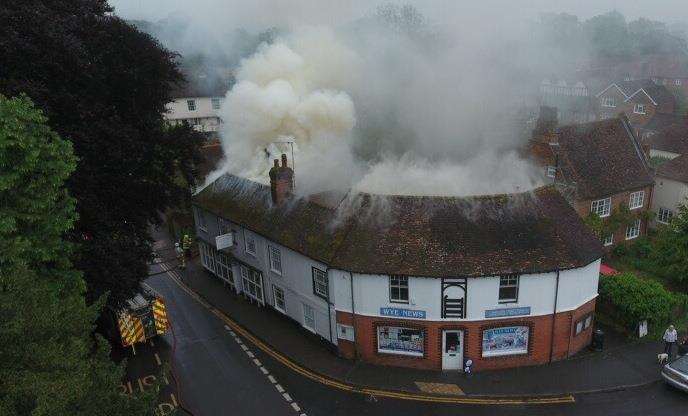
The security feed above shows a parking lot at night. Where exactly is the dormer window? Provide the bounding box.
[633,104,646,115]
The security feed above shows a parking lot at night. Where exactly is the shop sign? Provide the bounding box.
[484,306,531,319]
[377,326,424,356]
[380,307,426,320]
[215,233,234,250]
[482,326,529,357]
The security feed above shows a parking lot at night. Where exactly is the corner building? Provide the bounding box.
[193,157,604,372]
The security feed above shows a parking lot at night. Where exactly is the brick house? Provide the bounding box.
[192,156,603,372]
[530,116,655,248]
[595,80,677,133]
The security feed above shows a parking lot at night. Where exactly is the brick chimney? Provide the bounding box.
[269,153,294,205]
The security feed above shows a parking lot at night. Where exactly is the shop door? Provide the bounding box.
[441,330,464,370]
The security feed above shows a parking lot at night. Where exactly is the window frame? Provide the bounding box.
[676,79,682,86]
[625,218,641,240]
[195,207,207,232]
[590,197,612,218]
[628,191,644,210]
[601,96,616,108]
[273,285,286,314]
[498,274,520,304]
[268,245,282,275]
[211,98,221,110]
[603,234,614,246]
[546,166,556,178]
[389,275,409,304]
[312,267,329,300]
[244,232,256,256]
[240,265,264,304]
[658,207,674,224]
[187,99,196,111]
[574,313,594,336]
[302,303,316,333]
[633,103,646,114]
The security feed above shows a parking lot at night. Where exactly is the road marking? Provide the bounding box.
[162,262,576,405]
[240,344,249,351]
[268,375,277,384]
[154,353,162,366]
[246,351,254,358]
[276,384,285,393]
[291,402,301,412]
[283,393,292,402]
[253,358,262,366]
[150,340,155,347]
[260,366,269,375]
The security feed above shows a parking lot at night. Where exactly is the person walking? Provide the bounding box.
[663,325,678,357]
[175,242,185,269]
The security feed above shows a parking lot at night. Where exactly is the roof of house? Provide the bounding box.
[656,153,688,183]
[197,143,224,180]
[597,80,676,107]
[194,175,603,278]
[553,117,655,200]
[645,122,688,155]
[642,113,687,133]
[170,74,232,99]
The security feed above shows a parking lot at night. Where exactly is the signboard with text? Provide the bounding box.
[485,306,531,319]
[215,233,234,250]
[482,326,529,357]
[380,307,426,320]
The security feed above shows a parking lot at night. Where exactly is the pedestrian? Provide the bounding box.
[175,242,185,269]
[663,325,678,357]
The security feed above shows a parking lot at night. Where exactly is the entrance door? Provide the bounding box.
[441,330,464,370]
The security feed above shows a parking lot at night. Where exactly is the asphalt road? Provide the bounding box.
[141,259,688,416]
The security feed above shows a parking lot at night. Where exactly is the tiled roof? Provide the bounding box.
[642,113,686,133]
[554,117,655,200]
[194,175,603,277]
[616,80,676,107]
[657,154,688,183]
[645,122,688,155]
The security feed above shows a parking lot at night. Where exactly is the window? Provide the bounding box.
[591,197,611,217]
[482,326,529,357]
[389,276,409,303]
[658,207,674,224]
[217,217,231,234]
[187,99,196,111]
[601,96,616,107]
[195,207,207,231]
[215,251,233,284]
[625,218,641,240]
[302,303,315,332]
[498,274,519,303]
[676,79,683,86]
[200,242,211,270]
[312,268,328,299]
[211,98,221,110]
[633,103,646,114]
[273,285,286,313]
[377,326,424,357]
[603,234,613,246]
[245,233,256,255]
[629,191,644,210]
[268,246,282,274]
[575,314,594,335]
[546,166,556,178]
[240,265,263,303]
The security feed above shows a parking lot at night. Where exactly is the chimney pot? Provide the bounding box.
[274,159,279,167]
[281,153,288,167]
[269,153,294,205]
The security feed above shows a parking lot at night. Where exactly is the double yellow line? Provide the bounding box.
[160,262,575,406]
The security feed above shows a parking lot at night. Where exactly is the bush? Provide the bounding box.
[599,272,678,332]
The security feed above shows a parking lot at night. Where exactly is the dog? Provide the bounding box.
[658,353,669,364]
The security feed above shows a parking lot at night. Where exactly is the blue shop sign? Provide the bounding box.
[380,307,426,320]
[485,306,531,319]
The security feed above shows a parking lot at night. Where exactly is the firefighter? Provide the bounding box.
[175,242,185,269]
[182,233,192,259]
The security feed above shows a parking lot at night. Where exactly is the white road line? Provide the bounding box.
[282,393,292,402]
[224,325,230,331]
[246,351,254,358]
[275,384,285,393]
[240,344,249,351]
[291,403,301,412]
[252,358,262,366]
[268,375,277,384]
[300,414,307,416]
[259,366,269,375]
[154,353,162,366]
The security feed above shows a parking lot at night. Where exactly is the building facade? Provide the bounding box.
[165,96,224,138]
[192,157,604,372]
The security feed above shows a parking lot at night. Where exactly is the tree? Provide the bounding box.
[0,1,203,304]
[650,203,688,286]
[0,95,155,415]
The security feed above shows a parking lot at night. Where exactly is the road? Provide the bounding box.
[127,257,687,416]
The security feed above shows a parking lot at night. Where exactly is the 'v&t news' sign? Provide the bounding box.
[380,307,426,319]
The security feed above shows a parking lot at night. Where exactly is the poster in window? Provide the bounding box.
[482,326,529,357]
[377,326,424,356]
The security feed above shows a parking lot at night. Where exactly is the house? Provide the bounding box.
[652,154,688,227]
[529,116,655,248]
[539,78,597,124]
[164,77,230,140]
[595,80,677,133]
[643,121,688,160]
[191,155,604,372]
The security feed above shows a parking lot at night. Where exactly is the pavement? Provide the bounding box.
[154,227,665,398]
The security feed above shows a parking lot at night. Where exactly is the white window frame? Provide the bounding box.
[591,197,611,218]
[273,285,286,313]
[268,246,282,275]
[498,274,519,303]
[658,207,674,224]
[676,79,682,86]
[187,99,196,111]
[312,267,329,299]
[195,207,207,232]
[244,232,256,256]
[389,276,409,304]
[601,96,616,108]
[546,166,556,178]
[633,103,646,114]
[603,234,613,246]
[628,191,644,210]
[211,98,221,110]
[625,218,641,240]
[240,265,264,304]
[302,303,316,333]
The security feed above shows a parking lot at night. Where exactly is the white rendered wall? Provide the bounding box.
[652,176,688,227]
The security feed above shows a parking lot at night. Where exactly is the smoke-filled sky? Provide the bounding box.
[110,0,687,197]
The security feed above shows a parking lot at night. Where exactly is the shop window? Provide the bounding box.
[312,267,328,299]
[302,303,315,332]
[273,285,286,313]
[377,326,424,357]
[498,274,519,303]
[389,275,409,303]
[482,326,529,357]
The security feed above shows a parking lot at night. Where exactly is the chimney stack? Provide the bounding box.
[269,153,294,205]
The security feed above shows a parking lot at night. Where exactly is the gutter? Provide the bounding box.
[549,269,560,363]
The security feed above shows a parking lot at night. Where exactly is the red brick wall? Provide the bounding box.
[336,298,596,372]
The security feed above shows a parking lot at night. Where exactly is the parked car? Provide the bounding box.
[662,355,688,392]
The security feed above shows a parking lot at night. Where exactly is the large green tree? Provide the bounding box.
[650,203,688,287]
[0,95,154,415]
[0,1,203,304]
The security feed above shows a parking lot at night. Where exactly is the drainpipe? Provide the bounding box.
[349,271,359,360]
[549,269,560,363]
[325,267,333,344]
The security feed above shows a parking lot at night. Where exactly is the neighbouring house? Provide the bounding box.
[643,121,688,160]
[652,154,688,227]
[637,112,686,139]
[529,116,655,248]
[595,80,677,134]
[539,78,599,124]
[191,154,604,372]
[165,76,230,140]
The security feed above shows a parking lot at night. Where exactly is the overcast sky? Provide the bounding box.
[110,0,688,27]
